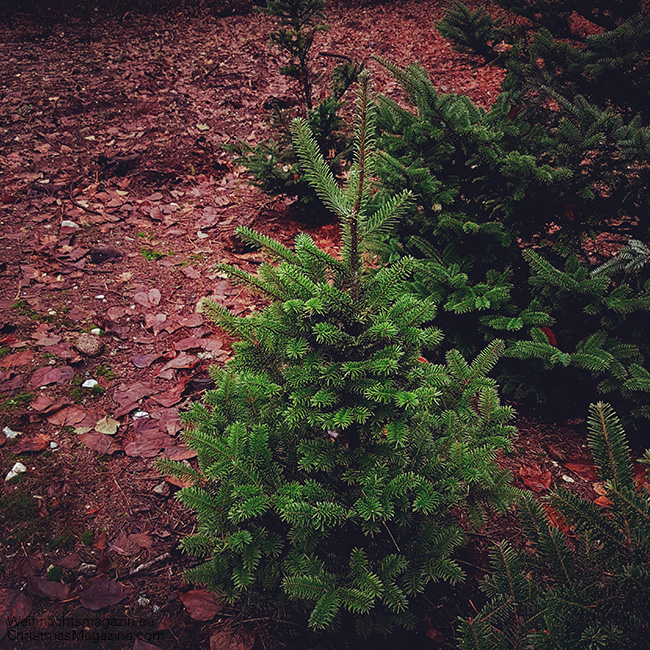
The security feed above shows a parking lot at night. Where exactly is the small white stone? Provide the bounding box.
[196,231,209,239]
[95,294,105,300]
[5,462,27,481]
[82,379,99,389]
[48,309,57,316]
[61,220,80,229]
[561,474,575,483]
[152,605,161,614]
[90,328,101,335]
[3,426,22,439]
[137,596,150,606]
[133,411,149,419]
[197,351,213,360]
[48,359,56,365]
[49,441,59,451]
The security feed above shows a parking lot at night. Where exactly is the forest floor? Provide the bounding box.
[0,2,616,649]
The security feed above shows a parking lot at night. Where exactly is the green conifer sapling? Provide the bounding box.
[159,71,516,635]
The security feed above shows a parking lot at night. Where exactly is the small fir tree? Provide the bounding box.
[458,402,650,650]
[263,0,327,113]
[225,0,362,218]
[160,72,516,635]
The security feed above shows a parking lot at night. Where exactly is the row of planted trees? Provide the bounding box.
[160,0,650,647]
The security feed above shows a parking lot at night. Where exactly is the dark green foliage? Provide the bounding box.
[436,1,500,60]
[373,54,648,255]
[499,249,650,420]
[161,73,516,634]
[458,402,650,650]
[436,0,650,244]
[370,57,650,427]
[592,238,650,284]
[225,85,358,216]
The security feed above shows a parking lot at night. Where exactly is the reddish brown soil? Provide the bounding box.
[0,3,614,649]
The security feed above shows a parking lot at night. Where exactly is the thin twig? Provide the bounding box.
[68,179,102,215]
[319,51,353,62]
[382,520,401,553]
[128,552,172,576]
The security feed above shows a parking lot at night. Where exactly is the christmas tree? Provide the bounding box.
[159,72,516,635]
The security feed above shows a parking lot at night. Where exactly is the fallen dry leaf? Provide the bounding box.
[110,530,153,556]
[46,405,88,426]
[209,627,255,650]
[134,287,162,308]
[1,349,33,368]
[151,407,184,436]
[32,331,63,347]
[106,306,127,321]
[174,336,205,351]
[30,394,72,414]
[594,495,613,507]
[0,589,32,639]
[94,530,108,551]
[123,417,170,458]
[78,578,131,610]
[79,431,119,455]
[14,433,50,453]
[112,382,160,417]
[181,266,200,279]
[97,548,112,574]
[151,382,188,408]
[30,365,74,388]
[564,461,599,482]
[164,444,197,461]
[166,475,193,488]
[163,313,203,334]
[156,353,198,379]
[47,342,82,363]
[144,312,167,334]
[593,481,608,496]
[519,465,553,492]
[75,408,102,430]
[180,589,224,621]
[542,504,574,535]
[132,352,163,368]
[202,339,228,357]
[58,552,82,569]
[0,370,24,392]
[26,575,69,601]
[18,554,44,577]
[94,416,120,435]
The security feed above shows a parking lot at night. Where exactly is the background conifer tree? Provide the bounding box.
[160,71,516,635]
[225,0,363,218]
[369,53,650,430]
[458,402,650,650]
[437,0,650,245]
